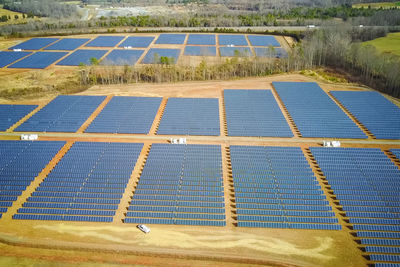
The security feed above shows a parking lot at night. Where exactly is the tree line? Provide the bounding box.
[3,0,77,19]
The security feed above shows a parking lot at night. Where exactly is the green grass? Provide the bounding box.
[353,1,400,8]
[363,32,400,57]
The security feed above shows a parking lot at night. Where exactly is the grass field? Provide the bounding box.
[353,1,400,8]
[363,32,400,57]
[0,7,27,26]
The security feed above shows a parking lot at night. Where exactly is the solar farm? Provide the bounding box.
[0,33,287,69]
[0,78,399,266]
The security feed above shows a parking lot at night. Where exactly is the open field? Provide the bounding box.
[0,8,28,26]
[364,32,400,57]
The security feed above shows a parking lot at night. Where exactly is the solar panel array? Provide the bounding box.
[56,49,108,66]
[273,82,366,138]
[155,33,186,44]
[224,90,293,137]
[0,140,65,218]
[119,36,154,48]
[125,144,226,226]
[45,38,90,51]
[85,96,162,134]
[85,36,125,47]
[230,146,340,230]
[331,91,400,139]
[14,142,143,222]
[254,47,287,58]
[218,35,248,46]
[184,46,216,56]
[16,95,105,132]
[141,48,181,64]
[9,38,59,50]
[247,35,280,47]
[102,50,144,66]
[0,105,37,131]
[157,98,220,136]
[0,51,31,67]
[310,147,400,264]
[219,47,252,57]
[187,34,216,45]
[8,52,68,69]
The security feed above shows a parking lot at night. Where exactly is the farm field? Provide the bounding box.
[0,74,399,266]
[353,1,400,8]
[364,32,400,57]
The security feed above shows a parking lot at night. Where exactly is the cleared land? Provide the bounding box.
[353,1,400,8]
[0,7,28,26]
[364,32,400,57]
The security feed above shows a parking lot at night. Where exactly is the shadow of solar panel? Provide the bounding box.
[155,33,186,44]
[8,52,68,69]
[224,90,292,137]
[218,34,248,46]
[141,48,181,64]
[0,51,32,67]
[85,36,125,47]
[254,47,287,58]
[273,82,367,138]
[157,98,220,135]
[102,50,144,66]
[331,91,400,139]
[219,47,252,57]
[119,36,155,48]
[15,95,105,132]
[184,46,216,56]
[8,38,59,50]
[0,140,65,216]
[15,142,143,222]
[44,38,90,50]
[248,35,280,47]
[0,105,37,131]
[56,49,108,66]
[85,96,162,134]
[187,34,216,45]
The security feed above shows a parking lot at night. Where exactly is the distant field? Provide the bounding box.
[0,7,27,25]
[353,1,400,8]
[364,32,400,57]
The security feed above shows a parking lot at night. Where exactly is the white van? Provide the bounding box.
[137,224,150,234]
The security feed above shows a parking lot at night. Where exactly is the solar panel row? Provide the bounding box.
[0,51,32,67]
[230,146,340,230]
[14,142,143,222]
[16,95,105,132]
[224,90,293,137]
[125,144,225,226]
[0,105,37,131]
[310,147,400,263]
[273,82,367,138]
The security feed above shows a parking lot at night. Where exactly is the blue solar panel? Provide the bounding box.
[119,36,155,48]
[56,49,108,66]
[15,95,105,132]
[219,47,252,57]
[0,140,65,215]
[155,33,186,44]
[8,52,68,69]
[44,38,90,50]
[273,82,367,138]
[14,142,143,222]
[331,91,400,139]
[124,143,225,226]
[85,36,125,47]
[9,38,59,50]
[184,46,216,56]
[224,90,293,137]
[0,105,37,131]
[0,51,32,67]
[310,147,400,263]
[218,35,248,46]
[102,50,144,65]
[247,35,280,47]
[254,47,287,58]
[157,98,220,136]
[141,48,181,64]
[231,145,340,230]
[187,34,216,45]
[85,96,161,134]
